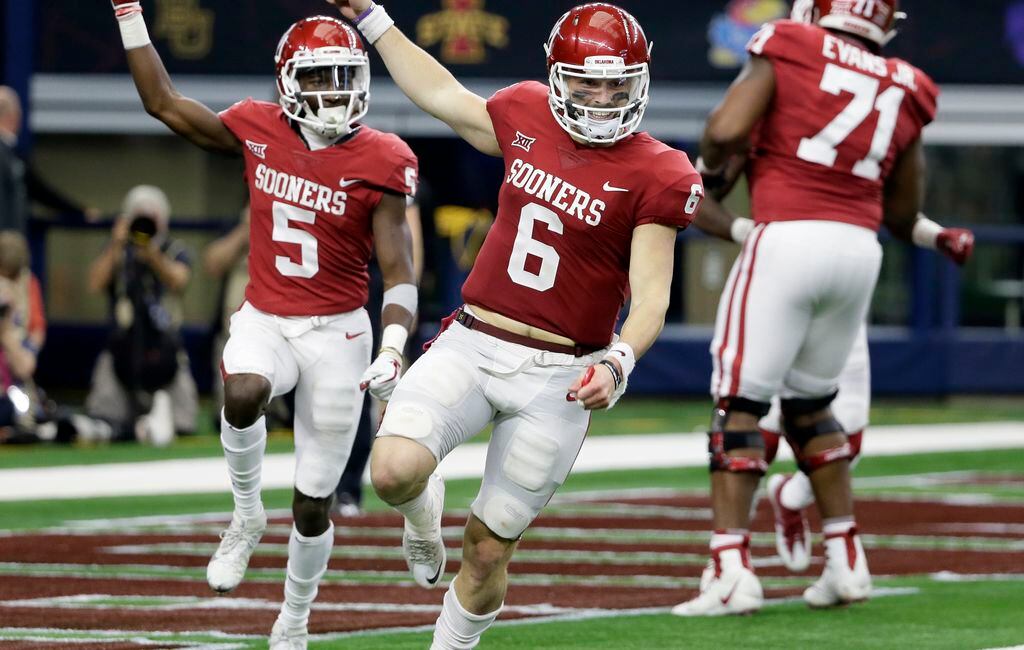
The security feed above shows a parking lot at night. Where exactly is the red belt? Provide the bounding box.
[454,308,599,357]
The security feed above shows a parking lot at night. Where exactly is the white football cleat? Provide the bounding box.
[767,473,812,572]
[402,473,447,589]
[206,510,267,593]
[672,538,763,617]
[804,526,872,608]
[269,617,308,650]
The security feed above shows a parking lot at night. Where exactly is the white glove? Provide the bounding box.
[359,348,403,400]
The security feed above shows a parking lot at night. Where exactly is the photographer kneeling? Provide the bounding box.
[86,185,197,444]
[0,231,48,441]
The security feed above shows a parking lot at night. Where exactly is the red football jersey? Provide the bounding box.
[461,81,702,348]
[219,100,417,316]
[746,20,938,231]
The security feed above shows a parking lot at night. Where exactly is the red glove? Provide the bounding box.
[112,0,142,19]
[936,228,974,266]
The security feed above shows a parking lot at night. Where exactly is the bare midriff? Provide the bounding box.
[465,303,577,347]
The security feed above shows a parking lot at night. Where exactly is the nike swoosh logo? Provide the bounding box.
[603,181,629,193]
[720,580,740,606]
[339,178,362,188]
[426,562,443,585]
[345,331,365,340]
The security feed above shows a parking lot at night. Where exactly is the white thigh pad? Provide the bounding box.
[416,351,476,408]
[501,426,561,492]
[310,379,357,434]
[379,402,434,440]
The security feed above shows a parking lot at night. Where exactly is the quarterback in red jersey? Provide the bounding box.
[674,0,952,616]
[329,1,701,646]
[109,4,418,647]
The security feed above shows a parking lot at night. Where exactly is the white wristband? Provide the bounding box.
[604,342,636,380]
[118,11,151,49]
[382,283,418,316]
[730,217,755,244]
[354,4,395,45]
[380,323,409,354]
[911,214,943,250]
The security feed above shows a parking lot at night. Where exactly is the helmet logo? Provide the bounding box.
[584,56,626,67]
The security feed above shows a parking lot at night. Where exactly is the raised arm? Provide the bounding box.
[329,1,500,156]
[111,1,241,154]
[359,192,418,400]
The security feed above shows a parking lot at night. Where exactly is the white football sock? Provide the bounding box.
[220,410,266,519]
[431,578,501,650]
[394,483,440,539]
[780,471,815,511]
[279,523,334,629]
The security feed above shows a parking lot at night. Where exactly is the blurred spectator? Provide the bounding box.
[0,86,98,232]
[0,231,47,441]
[85,185,197,445]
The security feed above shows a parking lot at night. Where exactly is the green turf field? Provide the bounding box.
[1,396,1021,470]
[1,399,1022,649]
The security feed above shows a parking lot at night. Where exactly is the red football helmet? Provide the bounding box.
[790,0,905,46]
[275,16,370,137]
[545,3,652,144]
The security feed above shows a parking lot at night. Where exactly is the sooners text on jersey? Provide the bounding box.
[461,81,702,348]
[219,99,417,316]
[746,20,938,231]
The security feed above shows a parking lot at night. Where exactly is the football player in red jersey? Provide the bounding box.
[328,1,702,646]
[694,182,974,576]
[109,4,418,647]
[673,0,960,616]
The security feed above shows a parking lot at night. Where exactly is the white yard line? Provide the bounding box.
[2,422,1022,502]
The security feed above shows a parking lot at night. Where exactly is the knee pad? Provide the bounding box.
[476,489,534,541]
[760,428,781,465]
[779,392,838,423]
[310,381,356,434]
[780,394,852,473]
[848,430,863,460]
[707,398,771,475]
[708,430,768,474]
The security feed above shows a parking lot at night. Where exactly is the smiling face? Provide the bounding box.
[564,76,636,116]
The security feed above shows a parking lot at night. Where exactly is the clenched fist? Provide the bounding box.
[326,0,373,22]
[359,348,403,401]
[936,228,974,266]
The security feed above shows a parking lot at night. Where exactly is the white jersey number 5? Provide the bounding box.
[272,201,319,278]
[507,203,562,292]
[796,63,906,181]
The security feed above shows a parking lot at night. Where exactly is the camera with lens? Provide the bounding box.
[128,213,159,247]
